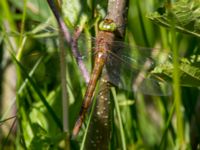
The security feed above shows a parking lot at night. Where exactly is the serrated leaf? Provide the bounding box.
[152,57,200,87]
[147,0,200,37]
[179,62,200,86]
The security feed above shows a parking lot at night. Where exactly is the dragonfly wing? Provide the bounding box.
[134,76,172,96]
[106,42,172,96]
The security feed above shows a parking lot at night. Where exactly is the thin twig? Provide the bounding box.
[0,115,17,125]
[46,0,90,83]
[72,27,90,83]
[46,0,71,43]
[59,29,69,132]
[1,117,17,150]
[47,0,69,135]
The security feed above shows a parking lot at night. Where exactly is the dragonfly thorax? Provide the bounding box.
[96,51,108,62]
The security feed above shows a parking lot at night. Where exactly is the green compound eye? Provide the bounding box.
[99,19,117,32]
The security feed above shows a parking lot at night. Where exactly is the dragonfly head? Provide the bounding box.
[99,19,117,32]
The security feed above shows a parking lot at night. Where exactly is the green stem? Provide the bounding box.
[111,87,126,150]
[80,92,97,150]
[159,100,175,148]
[19,0,27,45]
[171,17,184,147]
[59,29,69,135]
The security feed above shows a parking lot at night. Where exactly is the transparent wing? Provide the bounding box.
[105,41,172,96]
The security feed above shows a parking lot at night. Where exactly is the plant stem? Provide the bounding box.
[111,87,127,150]
[84,0,129,149]
[170,12,185,148]
[46,0,90,83]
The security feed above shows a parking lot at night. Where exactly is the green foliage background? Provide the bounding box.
[0,0,199,149]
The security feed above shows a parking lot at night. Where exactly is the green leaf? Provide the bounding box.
[9,0,52,21]
[179,62,200,86]
[152,57,200,87]
[147,0,200,37]
[29,123,65,149]
[62,0,91,28]
[62,0,107,29]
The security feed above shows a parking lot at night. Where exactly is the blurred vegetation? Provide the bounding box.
[0,0,199,149]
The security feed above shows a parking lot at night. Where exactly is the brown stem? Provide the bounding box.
[84,0,129,149]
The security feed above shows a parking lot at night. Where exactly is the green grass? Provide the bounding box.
[0,0,200,149]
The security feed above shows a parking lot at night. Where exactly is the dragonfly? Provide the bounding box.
[1,19,172,137]
[70,19,172,137]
